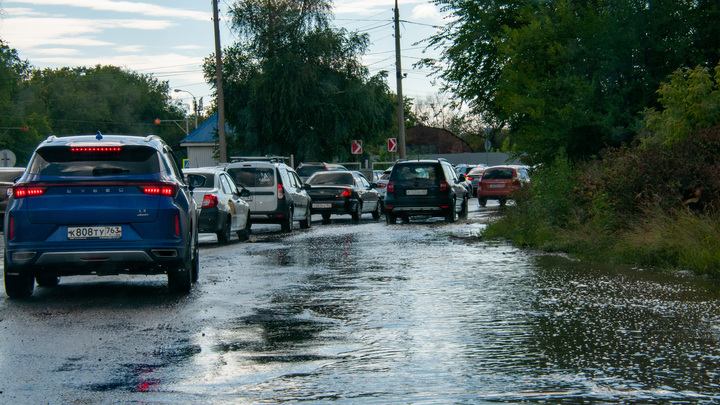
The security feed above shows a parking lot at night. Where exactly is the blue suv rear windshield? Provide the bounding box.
[28,145,161,176]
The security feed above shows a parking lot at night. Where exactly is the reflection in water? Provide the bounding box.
[191,223,720,404]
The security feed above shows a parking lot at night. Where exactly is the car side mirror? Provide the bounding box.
[239,188,251,198]
[371,183,378,189]
[303,184,312,190]
[459,174,467,181]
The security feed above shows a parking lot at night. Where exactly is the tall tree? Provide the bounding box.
[205,0,396,162]
[26,66,187,147]
[0,39,43,164]
[425,0,720,164]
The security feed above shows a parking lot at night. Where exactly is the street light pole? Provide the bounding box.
[174,89,198,130]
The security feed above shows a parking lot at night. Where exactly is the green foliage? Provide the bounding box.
[642,65,720,146]
[26,65,186,146]
[205,0,396,163]
[426,0,720,164]
[1,41,187,164]
[483,153,576,246]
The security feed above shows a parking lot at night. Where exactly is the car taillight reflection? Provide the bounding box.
[439,180,449,192]
[277,184,285,200]
[202,194,219,208]
[340,188,352,197]
[387,181,394,193]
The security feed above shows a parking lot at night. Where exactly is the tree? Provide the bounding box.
[424,0,720,164]
[642,64,720,146]
[25,66,186,145]
[0,39,43,164]
[204,0,396,163]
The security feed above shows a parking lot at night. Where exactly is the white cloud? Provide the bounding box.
[1,7,55,16]
[334,0,426,16]
[32,47,83,56]
[0,17,175,49]
[410,4,441,21]
[115,45,144,53]
[6,0,209,20]
[173,45,204,50]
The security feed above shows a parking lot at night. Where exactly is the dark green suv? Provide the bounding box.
[383,159,470,224]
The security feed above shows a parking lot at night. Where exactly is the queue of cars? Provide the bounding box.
[2,141,530,299]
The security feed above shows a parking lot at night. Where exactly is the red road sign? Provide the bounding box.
[388,138,397,153]
[351,140,362,154]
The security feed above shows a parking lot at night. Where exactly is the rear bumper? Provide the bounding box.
[383,195,452,217]
[198,207,224,233]
[4,244,188,276]
[310,199,358,215]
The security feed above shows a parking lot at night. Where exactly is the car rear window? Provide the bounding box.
[28,145,160,176]
[468,168,485,176]
[227,167,276,188]
[307,172,354,186]
[186,173,215,188]
[296,165,323,177]
[394,165,437,180]
[483,168,514,180]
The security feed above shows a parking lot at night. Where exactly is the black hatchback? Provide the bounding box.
[383,159,470,224]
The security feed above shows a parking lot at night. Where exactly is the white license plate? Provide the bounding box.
[406,189,427,195]
[313,203,332,208]
[489,184,505,188]
[68,226,122,240]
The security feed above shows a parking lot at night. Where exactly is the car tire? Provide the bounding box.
[478,198,487,207]
[321,213,331,221]
[36,275,60,287]
[372,200,382,219]
[459,195,469,219]
[385,212,396,224]
[216,216,231,245]
[445,198,457,223]
[4,254,34,298]
[499,198,507,207]
[168,242,193,294]
[237,213,250,241]
[351,202,362,222]
[281,207,293,233]
[299,207,311,229]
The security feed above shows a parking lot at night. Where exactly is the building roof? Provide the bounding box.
[180,113,232,144]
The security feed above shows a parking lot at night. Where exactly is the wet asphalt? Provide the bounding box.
[1,200,720,404]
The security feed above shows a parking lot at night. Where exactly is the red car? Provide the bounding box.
[477,165,530,206]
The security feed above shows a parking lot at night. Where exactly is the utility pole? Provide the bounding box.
[394,0,406,160]
[213,0,227,163]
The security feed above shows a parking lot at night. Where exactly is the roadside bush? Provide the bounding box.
[482,154,576,248]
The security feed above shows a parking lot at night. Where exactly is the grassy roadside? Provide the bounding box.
[482,143,720,277]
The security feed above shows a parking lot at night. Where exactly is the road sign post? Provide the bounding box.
[351,140,363,155]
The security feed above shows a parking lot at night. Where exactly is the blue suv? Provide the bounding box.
[3,134,199,298]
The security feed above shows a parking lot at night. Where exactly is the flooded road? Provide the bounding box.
[1,204,720,404]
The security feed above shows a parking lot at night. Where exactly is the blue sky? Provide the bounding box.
[0,0,448,117]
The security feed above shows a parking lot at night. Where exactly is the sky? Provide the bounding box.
[0,0,450,121]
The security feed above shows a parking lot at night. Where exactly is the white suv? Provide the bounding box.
[224,157,311,232]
